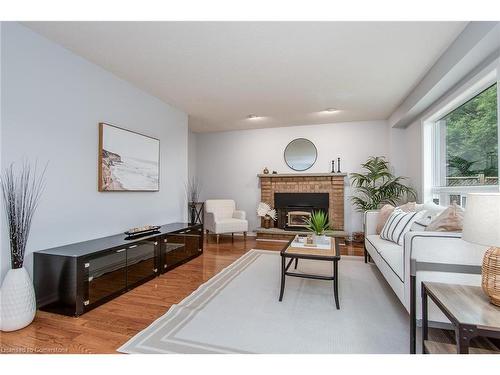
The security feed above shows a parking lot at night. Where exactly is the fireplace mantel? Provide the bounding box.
[258,173,347,178]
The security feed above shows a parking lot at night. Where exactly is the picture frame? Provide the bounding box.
[98,123,160,192]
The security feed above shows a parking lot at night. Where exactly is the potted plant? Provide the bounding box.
[350,156,416,242]
[350,156,416,211]
[304,210,330,244]
[257,202,277,229]
[0,161,46,332]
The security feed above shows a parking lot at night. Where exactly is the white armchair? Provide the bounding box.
[204,199,248,244]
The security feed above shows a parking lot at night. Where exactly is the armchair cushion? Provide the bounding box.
[214,218,248,234]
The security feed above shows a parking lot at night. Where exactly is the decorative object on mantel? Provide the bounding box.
[186,177,203,225]
[0,161,46,332]
[304,210,330,245]
[337,157,341,173]
[272,170,277,174]
[350,156,416,212]
[257,202,277,229]
[284,138,317,171]
[462,193,500,306]
[263,167,269,174]
[352,231,365,243]
[331,160,335,173]
[98,123,160,192]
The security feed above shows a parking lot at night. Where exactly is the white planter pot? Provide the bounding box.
[0,267,36,332]
[313,234,329,245]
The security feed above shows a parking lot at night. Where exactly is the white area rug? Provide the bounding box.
[118,250,409,354]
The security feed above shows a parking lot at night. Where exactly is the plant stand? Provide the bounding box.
[188,202,204,226]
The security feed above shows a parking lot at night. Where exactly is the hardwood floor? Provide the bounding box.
[0,236,363,354]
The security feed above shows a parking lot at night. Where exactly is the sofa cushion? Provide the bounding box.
[366,234,404,280]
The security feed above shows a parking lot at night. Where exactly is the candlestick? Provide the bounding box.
[337,157,341,173]
[331,160,335,173]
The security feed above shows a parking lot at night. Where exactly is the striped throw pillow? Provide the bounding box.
[380,209,421,245]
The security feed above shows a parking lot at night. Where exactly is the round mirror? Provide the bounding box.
[284,138,317,171]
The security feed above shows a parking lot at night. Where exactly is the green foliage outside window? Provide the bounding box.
[444,84,498,185]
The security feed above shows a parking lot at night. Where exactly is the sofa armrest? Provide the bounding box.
[204,212,216,232]
[232,210,246,220]
[364,210,380,236]
[404,231,486,276]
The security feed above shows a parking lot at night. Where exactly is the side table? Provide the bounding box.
[421,282,500,354]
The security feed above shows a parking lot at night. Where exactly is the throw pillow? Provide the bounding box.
[425,203,464,232]
[422,201,448,220]
[380,209,423,245]
[410,215,432,231]
[376,204,395,234]
[398,201,416,212]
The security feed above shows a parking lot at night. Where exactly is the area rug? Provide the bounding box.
[118,250,409,354]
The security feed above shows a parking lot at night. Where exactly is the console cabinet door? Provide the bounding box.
[85,248,127,306]
[183,227,202,258]
[126,240,158,288]
[162,234,186,272]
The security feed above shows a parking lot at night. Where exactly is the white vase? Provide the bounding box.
[0,267,36,332]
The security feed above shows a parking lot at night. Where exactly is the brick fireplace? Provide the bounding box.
[258,173,346,231]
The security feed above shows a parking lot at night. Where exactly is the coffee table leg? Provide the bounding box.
[333,260,340,309]
[279,254,286,301]
[294,258,298,269]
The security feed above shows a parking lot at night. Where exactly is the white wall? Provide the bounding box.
[195,120,392,234]
[0,23,188,280]
[188,130,197,181]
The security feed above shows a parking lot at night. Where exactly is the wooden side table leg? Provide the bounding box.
[456,325,475,354]
[422,283,429,354]
[279,255,286,302]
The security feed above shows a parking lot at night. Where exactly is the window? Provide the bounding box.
[429,82,499,207]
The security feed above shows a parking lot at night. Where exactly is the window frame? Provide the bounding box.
[422,59,500,206]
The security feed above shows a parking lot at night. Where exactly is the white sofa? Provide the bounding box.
[204,199,248,244]
[364,210,487,353]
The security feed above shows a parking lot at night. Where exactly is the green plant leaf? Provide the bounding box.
[304,210,330,235]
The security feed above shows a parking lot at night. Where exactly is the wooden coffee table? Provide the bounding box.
[278,237,341,309]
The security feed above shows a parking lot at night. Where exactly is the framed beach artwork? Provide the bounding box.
[98,123,160,192]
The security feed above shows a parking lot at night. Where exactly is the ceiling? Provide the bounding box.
[24,21,467,133]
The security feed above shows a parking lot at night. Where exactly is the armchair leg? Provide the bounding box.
[243,232,247,241]
[232,233,234,243]
[216,234,220,245]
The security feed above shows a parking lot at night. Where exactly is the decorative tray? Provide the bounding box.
[124,225,161,236]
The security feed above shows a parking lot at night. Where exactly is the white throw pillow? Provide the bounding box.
[422,201,448,220]
[410,215,432,231]
[380,209,424,245]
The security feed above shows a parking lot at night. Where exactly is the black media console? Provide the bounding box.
[34,223,203,317]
